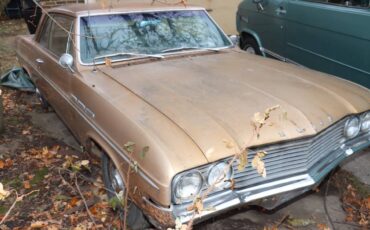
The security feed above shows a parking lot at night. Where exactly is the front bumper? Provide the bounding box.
[143,131,370,227]
[172,134,370,224]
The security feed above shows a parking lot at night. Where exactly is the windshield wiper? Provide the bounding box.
[160,46,225,54]
[93,52,164,62]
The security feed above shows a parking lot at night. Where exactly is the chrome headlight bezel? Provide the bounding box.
[344,116,361,139]
[173,170,203,201]
[360,112,370,133]
[207,162,233,188]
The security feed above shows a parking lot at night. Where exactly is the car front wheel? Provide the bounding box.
[241,36,261,55]
[101,153,150,230]
[35,88,49,111]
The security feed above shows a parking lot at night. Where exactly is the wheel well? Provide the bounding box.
[240,32,258,48]
[86,138,104,158]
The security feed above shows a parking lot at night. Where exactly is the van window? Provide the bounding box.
[309,0,369,7]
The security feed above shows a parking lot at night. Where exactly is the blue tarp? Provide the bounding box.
[0,67,35,92]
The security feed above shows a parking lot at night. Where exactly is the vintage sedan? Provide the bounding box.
[15,1,370,229]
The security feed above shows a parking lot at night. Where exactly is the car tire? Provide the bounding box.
[101,153,150,230]
[241,36,262,55]
[35,88,49,111]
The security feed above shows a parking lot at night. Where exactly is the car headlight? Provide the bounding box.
[207,162,233,188]
[360,112,370,132]
[174,171,203,200]
[344,116,360,138]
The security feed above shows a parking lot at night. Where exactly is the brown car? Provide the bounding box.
[15,1,370,229]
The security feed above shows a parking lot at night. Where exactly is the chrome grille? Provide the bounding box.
[232,118,347,189]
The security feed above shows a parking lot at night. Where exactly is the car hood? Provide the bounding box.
[97,49,370,162]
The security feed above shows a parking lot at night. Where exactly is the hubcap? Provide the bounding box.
[109,162,125,193]
[245,46,256,54]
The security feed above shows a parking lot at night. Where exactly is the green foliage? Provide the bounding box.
[30,167,49,186]
[4,177,22,189]
[108,195,125,211]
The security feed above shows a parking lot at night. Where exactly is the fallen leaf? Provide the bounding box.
[80,160,89,166]
[24,180,31,189]
[287,217,315,227]
[4,159,13,168]
[251,151,267,177]
[194,198,203,213]
[253,112,266,127]
[222,139,235,149]
[105,57,112,67]
[123,141,135,153]
[187,196,203,214]
[0,182,10,200]
[229,178,235,190]
[69,197,79,207]
[31,221,48,228]
[317,223,330,230]
[0,160,4,169]
[264,105,280,117]
[238,149,248,171]
[22,129,31,135]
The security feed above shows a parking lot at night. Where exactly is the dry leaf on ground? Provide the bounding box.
[0,182,10,200]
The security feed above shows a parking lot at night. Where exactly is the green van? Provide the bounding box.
[236,0,370,88]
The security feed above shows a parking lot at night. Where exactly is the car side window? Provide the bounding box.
[49,15,74,58]
[39,17,52,48]
[38,14,74,58]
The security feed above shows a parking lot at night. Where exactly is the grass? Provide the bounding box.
[30,167,49,186]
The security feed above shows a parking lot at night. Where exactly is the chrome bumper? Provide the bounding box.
[171,134,370,224]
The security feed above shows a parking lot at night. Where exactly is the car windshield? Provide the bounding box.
[79,10,232,64]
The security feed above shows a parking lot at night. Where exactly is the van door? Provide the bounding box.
[239,0,287,57]
[285,0,370,88]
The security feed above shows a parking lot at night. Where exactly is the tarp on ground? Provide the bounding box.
[0,67,35,92]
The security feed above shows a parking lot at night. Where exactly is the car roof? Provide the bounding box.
[49,1,205,17]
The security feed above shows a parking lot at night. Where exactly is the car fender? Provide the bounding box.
[239,29,266,57]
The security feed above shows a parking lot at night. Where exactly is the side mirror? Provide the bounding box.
[229,35,239,46]
[59,53,74,72]
[252,0,264,11]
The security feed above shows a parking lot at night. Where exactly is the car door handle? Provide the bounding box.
[35,58,44,64]
[276,7,287,15]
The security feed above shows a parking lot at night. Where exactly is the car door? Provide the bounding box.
[34,14,78,129]
[239,0,287,56]
[284,0,370,88]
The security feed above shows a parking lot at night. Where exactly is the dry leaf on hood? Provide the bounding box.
[238,149,248,171]
[187,196,203,214]
[222,139,235,149]
[251,151,267,177]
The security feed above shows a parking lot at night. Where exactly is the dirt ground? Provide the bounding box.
[0,19,369,230]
